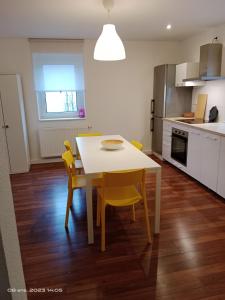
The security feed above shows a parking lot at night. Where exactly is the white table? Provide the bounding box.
[76,135,161,244]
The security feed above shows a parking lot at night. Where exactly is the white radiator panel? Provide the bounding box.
[39,127,88,158]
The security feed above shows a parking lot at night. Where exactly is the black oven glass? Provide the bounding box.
[171,128,188,166]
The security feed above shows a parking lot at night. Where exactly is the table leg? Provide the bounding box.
[154,168,161,234]
[86,175,94,244]
[74,139,78,157]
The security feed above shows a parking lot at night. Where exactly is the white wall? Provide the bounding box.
[180,24,225,122]
[0,38,182,162]
[84,40,182,152]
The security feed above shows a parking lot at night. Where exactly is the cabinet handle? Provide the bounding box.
[2,125,9,129]
[151,99,155,114]
[150,117,154,132]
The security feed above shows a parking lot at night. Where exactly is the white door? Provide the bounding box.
[217,137,225,198]
[200,133,221,192]
[0,94,10,173]
[187,129,202,181]
[0,75,29,173]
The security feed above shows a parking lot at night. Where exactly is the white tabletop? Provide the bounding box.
[76,135,161,175]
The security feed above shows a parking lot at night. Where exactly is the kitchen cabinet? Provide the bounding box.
[217,137,225,198]
[162,120,223,196]
[184,126,220,192]
[0,74,30,173]
[200,132,221,192]
[187,129,202,181]
[162,120,172,162]
[175,62,204,87]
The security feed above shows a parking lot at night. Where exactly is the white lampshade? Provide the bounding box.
[94,24,126,61]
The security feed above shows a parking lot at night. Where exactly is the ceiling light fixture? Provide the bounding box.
[166,24,172,30]
[94,0,126,61]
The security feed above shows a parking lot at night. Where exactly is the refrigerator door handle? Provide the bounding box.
[150,117,154,132]
[151,99,155,114]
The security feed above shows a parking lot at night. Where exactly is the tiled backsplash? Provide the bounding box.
[192,80,225,122]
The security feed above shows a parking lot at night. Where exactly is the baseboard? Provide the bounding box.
[31,157,62,165]
[152,152,163,160]
[143,149,152,155]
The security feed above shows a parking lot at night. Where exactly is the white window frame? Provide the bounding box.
[32,50,86,121]
[37,90,86,120]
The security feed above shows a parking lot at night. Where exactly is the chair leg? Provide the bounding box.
[96,193,101,227]
[132,204,136,222]
[65,188,73,228]
[143,194,152,244]
[69,189,74,208]
[101,201,106,252]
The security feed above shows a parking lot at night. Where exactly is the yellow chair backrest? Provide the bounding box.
[64,140,73,155]
[62,150,75,178]
[78,132,103,137]
[103,169,145,188]
[131,140,143,151]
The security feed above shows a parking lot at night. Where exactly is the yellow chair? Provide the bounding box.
[77,132,103,137]
[131,140,143,151]
[130,140,144,218]
[96,169,151,251]
[62,150,102,228]
[64,140,83,173]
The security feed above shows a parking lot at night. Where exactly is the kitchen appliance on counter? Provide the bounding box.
[171,127,188,166]
[209,106,218,122]
[151,64,192,155]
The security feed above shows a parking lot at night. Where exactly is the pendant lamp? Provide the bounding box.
[94,0,126,61]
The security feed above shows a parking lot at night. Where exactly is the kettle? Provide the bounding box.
[208,106,218,122]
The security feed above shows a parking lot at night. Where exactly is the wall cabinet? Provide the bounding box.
[0,74,30,174]
[175,62,204,87]
[217,137,225,198]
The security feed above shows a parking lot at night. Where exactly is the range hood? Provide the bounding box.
[183,43,225,82]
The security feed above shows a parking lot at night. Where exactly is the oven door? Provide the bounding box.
[171,133,188,166]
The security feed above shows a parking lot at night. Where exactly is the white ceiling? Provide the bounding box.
[0,0,225,41]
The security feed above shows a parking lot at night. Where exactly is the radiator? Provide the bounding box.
[39,127,90,158]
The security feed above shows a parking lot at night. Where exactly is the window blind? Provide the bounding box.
[32,53,84,92]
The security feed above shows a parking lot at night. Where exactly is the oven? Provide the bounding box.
[171,128,188,166]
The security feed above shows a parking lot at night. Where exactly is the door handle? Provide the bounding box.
[151,99,155,114]
[150,118,154,132]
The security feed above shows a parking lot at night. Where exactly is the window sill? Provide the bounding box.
[39,117,87,121]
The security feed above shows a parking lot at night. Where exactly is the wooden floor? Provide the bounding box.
[11,157,225,300]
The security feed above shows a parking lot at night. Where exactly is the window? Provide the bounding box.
[45,91,77,113]
[32,53,85,120]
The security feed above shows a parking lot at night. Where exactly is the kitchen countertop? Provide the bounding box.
[164,117,225,137]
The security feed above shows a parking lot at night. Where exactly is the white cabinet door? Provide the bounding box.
[187,129,202,181]
[217,137,225,198]
[162,121,172,162]
[0,75,30,174]
[0,95,10,173]
[176,63,188,87]
[175,63,203,87]
[200,133,221,192]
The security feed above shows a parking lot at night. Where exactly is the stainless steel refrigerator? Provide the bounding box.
[151,64,192,155]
